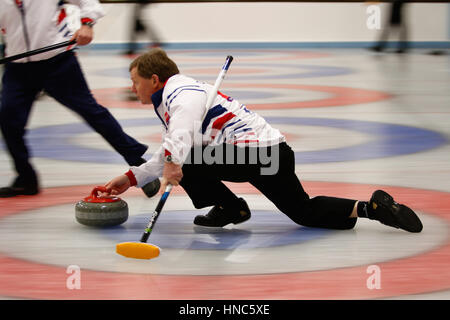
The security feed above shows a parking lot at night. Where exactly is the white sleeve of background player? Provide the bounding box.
[0,7,4,29]
[129,144,165,188]
[162,90,207,165]
[67,0,105,21]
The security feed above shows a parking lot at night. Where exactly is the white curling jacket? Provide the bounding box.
[128,74,286,187]
[0,0,104,62]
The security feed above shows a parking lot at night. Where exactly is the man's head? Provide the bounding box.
[129,48,180,104]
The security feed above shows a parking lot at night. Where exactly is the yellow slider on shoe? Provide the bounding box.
[116,242,160,260]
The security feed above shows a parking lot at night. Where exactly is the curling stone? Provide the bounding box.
[75,186,128,227]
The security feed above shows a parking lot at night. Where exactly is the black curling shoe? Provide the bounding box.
[0,185,39,198]
[194,198,251,227]
[369,190,423,233]
[0,175,40,198]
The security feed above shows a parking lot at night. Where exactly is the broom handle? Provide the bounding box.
[202,55,233,122]
[140,184,172,243]
[0,40,76,64]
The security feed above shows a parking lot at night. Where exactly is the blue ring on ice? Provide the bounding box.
[3,117,445,165]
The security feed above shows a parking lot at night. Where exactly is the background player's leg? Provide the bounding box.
[42,52,148,167]
[0,63,42,196]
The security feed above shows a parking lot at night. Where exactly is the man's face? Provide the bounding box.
[130,67,160,105]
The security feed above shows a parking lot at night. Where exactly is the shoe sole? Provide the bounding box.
[372,190,423,233]
[396,205,423,233]
[193,225,228,232]
[233,212,251,225]
[193,213,251,228]
[0,189,39,198]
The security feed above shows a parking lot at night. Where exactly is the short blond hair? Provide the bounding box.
[129,48,179,82]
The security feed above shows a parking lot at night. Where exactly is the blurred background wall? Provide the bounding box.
[84,1,450,48]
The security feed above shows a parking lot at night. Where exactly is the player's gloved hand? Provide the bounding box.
[160,162,183,193]
[71,25,93,46]
[104,174,131,196]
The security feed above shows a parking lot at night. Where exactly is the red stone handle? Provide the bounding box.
[83,186,119,203]
[90,186,108,199]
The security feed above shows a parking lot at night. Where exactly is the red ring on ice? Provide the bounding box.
[149,49,331,62]
[92,84,391,110]
[0,181,448,299]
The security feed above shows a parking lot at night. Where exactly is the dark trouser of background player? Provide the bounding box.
[180,142,358,230]
[126,0,161,55]
[373,21,408,53]
[371,0,409,53]
[0,35,4,97]
[0,51,148,197]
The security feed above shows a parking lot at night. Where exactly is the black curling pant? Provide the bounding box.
[0,51,147,186]
[180,142,358,230]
